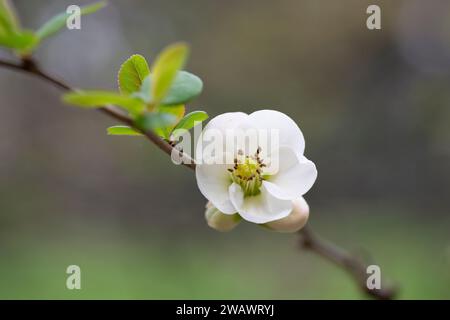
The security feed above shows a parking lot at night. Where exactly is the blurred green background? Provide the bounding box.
[0,0,449,299]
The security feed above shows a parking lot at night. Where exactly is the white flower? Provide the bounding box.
[196,110,317,231]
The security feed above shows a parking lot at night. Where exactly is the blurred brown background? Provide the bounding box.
[0,0,449,299]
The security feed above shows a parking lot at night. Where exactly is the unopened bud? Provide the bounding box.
[264,197,309,233]
[205,202,241,232]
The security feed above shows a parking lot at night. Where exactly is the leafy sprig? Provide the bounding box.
[63,43,207,140]
[0,1,208,141]
[0,0,106,55]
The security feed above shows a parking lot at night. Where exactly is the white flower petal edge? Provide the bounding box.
[201,111,248,134]
[264,197,310,233]
[262,146,317,201]
[228,182,293,224]
[195,111,248,162]
[196,161,236,214]
[248,110,305,156]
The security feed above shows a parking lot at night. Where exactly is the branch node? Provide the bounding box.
[21,56,38,72]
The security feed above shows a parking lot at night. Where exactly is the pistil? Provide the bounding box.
[228,148,266,197]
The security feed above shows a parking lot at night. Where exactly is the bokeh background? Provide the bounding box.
[0,0,449,299]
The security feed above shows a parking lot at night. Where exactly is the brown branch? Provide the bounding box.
[1,57,195,169]
[0,56,397,299]
[299,225,397,299]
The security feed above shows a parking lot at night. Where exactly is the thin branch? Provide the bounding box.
[0,58,26,72]
[299,226,397,299]
[0,56,397,299]
[2,57,195,169]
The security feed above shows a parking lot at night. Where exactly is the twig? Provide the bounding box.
[299,225,397,299]
[0,56,397,299]
[0,57,195,169]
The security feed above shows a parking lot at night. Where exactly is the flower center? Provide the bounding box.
[228,147,266,197]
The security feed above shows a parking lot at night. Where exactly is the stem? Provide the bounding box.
[299,226,397,299]
[1,57,195,169]
[0,56,397,299]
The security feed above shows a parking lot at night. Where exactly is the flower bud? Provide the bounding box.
[264,197,309,233]
[205,202,241,232]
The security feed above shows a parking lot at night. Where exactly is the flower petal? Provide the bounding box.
[264,197,309,233]
[263,147,317,200]
[248,110,305,156]
[196,112,248,163]
[228,182,292,224]
[202,111,248,133]
[196,162,236,214]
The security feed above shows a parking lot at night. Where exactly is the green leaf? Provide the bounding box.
[63,90,145,114]
[0,1,39,53]
[0,30,37,50]
[35,1,107,41]
[0,0,19,34]
[133,71,203,105]
[131,75,151,102]
[135,112,177,132]
[172,111,208,138]
[154,105,185,139]
[107,125,143,136]
[151,42,189,104]
[159,71,203,105]
[118,54,150,95]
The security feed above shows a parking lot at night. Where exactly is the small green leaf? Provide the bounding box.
[135,112,177,132]
[133,71,202,105]
[159,105,185,121]
[63,90,145,114]
[172,111,208,138]
[0,30,37,50]
[79,1,107,14]
[107,125,143,136]
[154,105,185,139]
[151,42,189,104]
[118,54,150,95]
[0,0,20,34]
[0,1,39,53]
[159,71,203,105]
[131,75,151,103]
[36,1,107,41]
